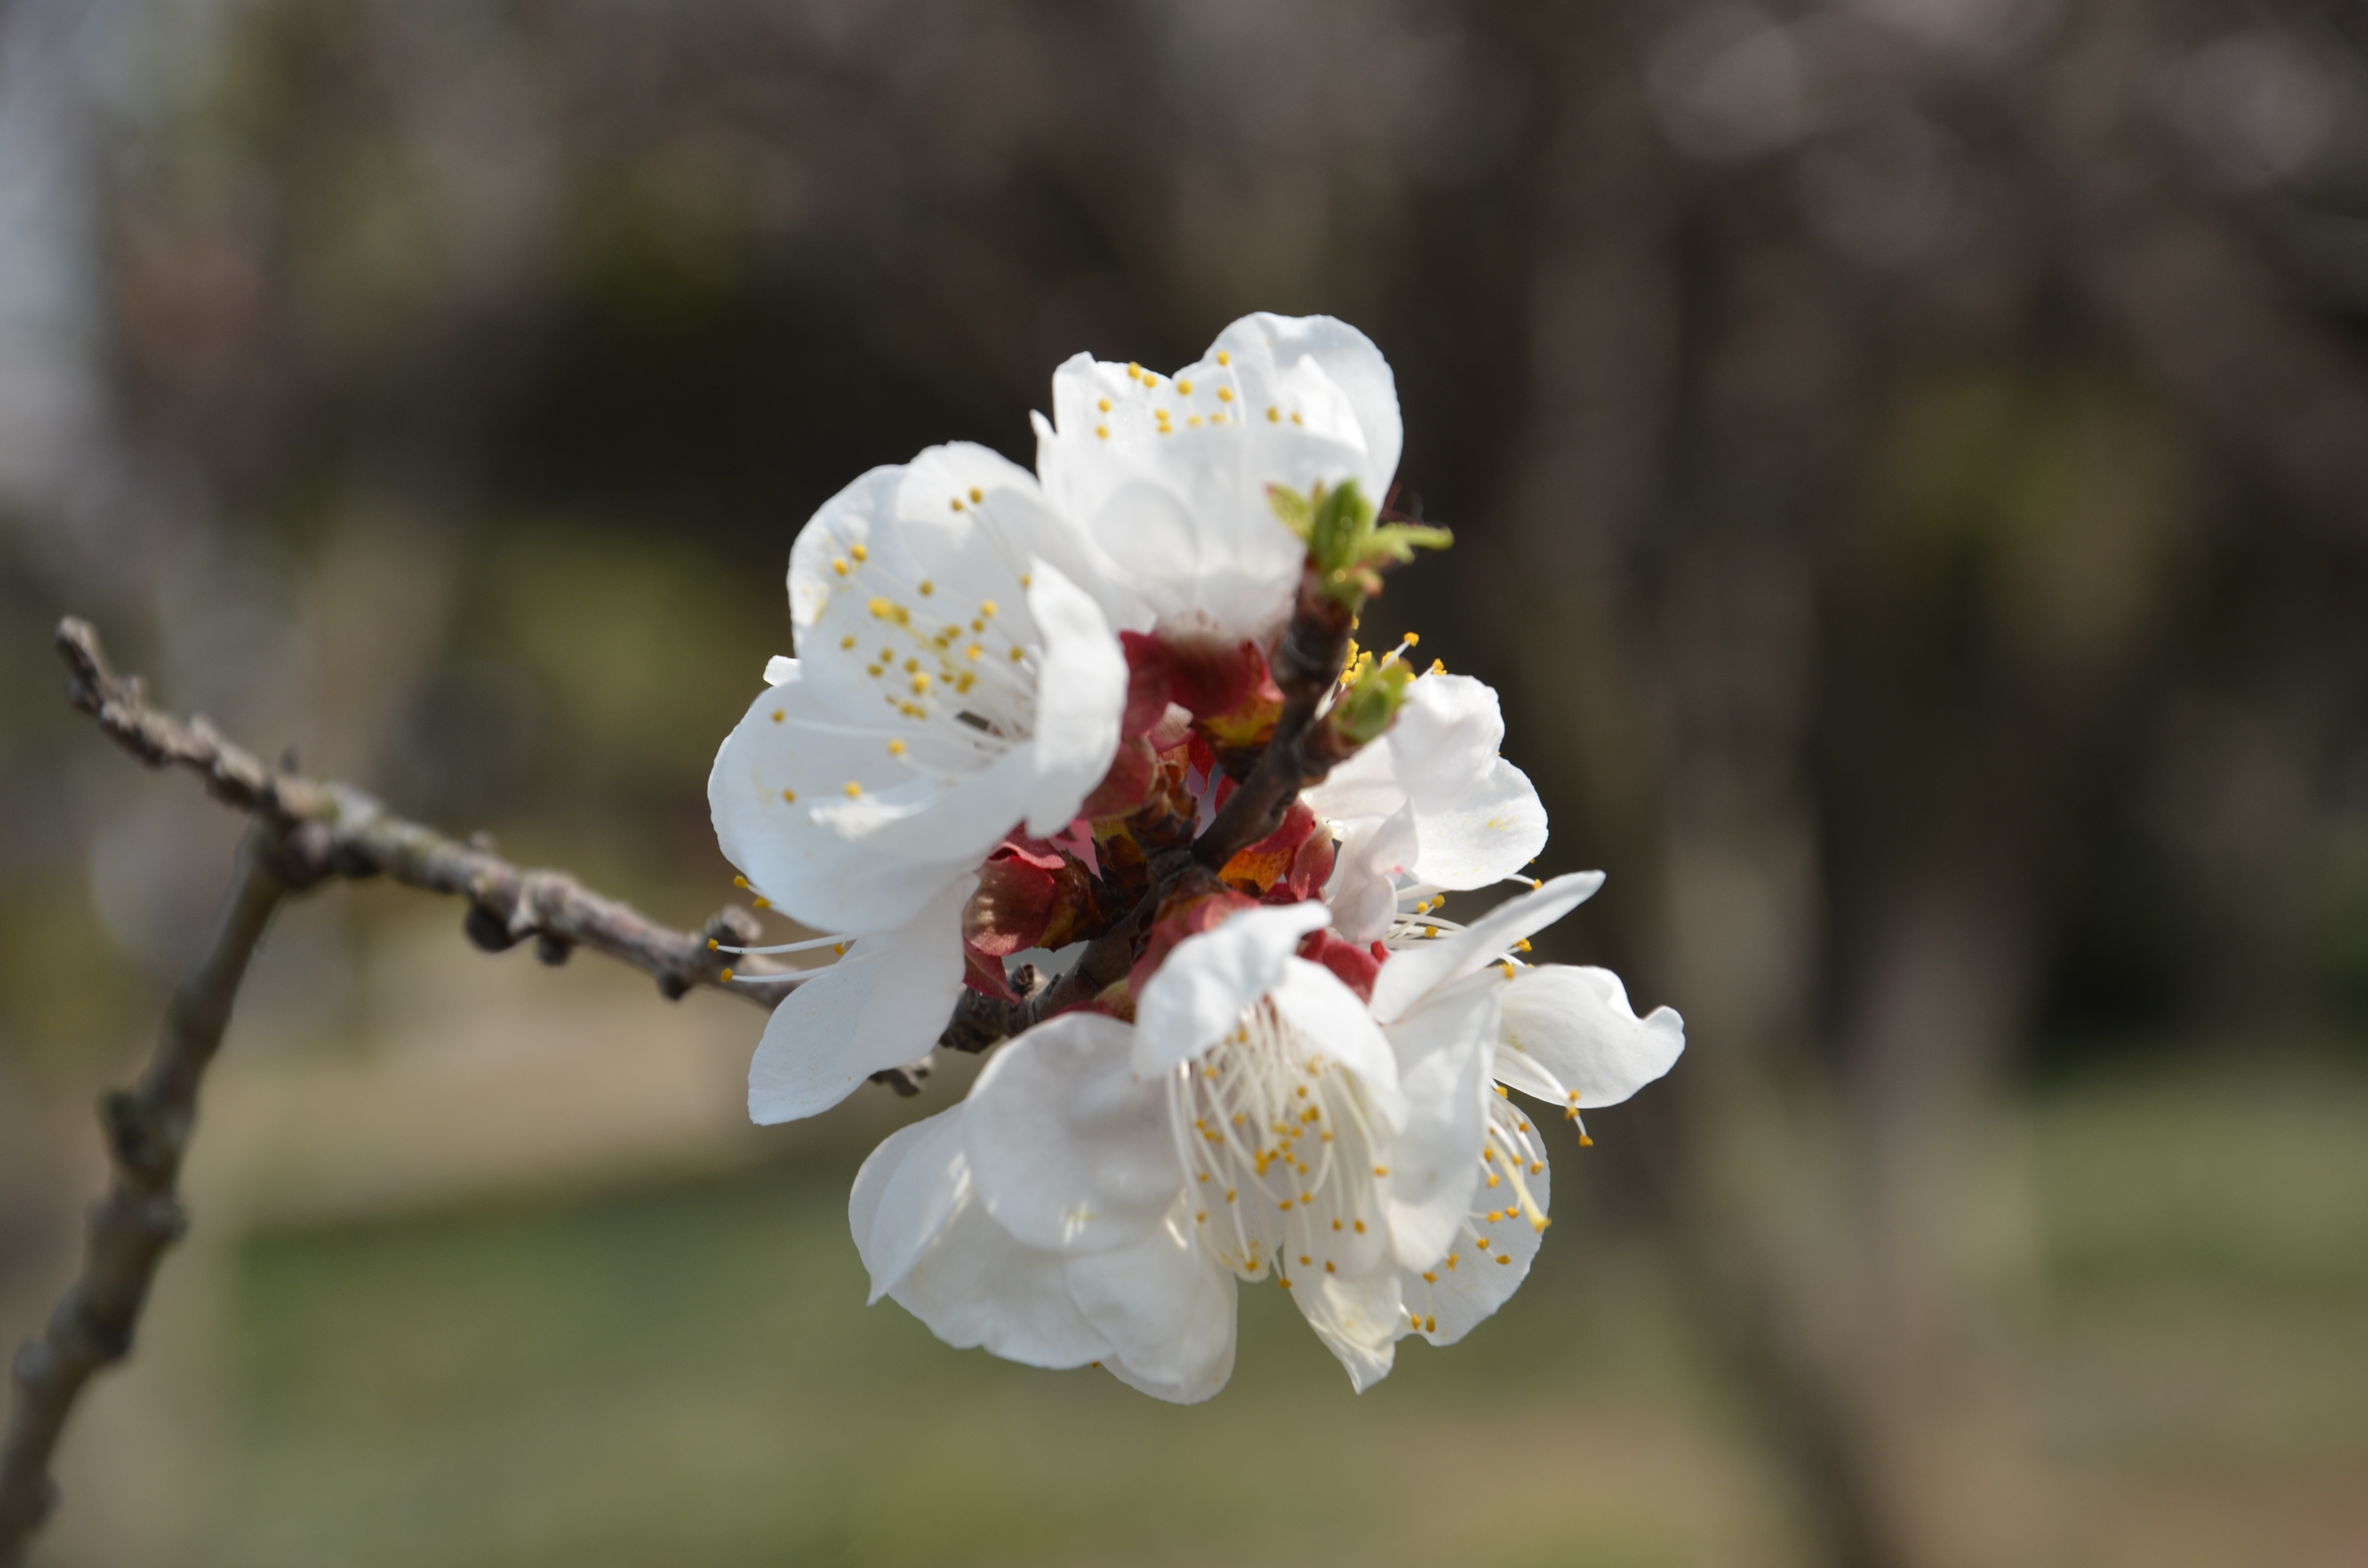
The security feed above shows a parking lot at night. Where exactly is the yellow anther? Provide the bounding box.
[707,938,718,950]
[1331,1218,1342,1231]
[833,558,849,576]
[887,739,906,756]
[918,580,934,596]
[978,599,998,617]
[1373,1165,1390,1177]
[844,781,863,797]
[1216,386,1234,402]
[1446,1253,1460,1270]
[1126,361,1141,379]
[950,498,963,512]
[1324,1261,1336,1274]
[1279,1199,1292,1212]
[1580,1134,1595,1148]
[1278,1277,1292,1289]
[1187,415,1202,428]
[1425,1314,1437,1331]
[1530,1162,1544,1175]
[1298,1254,1310,1266]
[719,966,738,982]
[1196,1211,1207,1223]
[1177,379,1195,394]
[1142,373,1159,389]
[968,487,983,503]
[834,942,849,956]
[1429,658,1445,674]
[1267,406,1281,422]
[911,673,932,693]
[1495,1084,1510,1098]
[1497,1253,1512,1264]
[1225,1188,1237,1202]
[1476,1237,1491,1250]
[733,876,750,889]
[1488,1210,1505,1224]
[1216,350,1231,365]
[850,543,868,561]
[752,896,770,910]
[1291,410,1304,425]
[1353,1219,1365,1233]
[1020,573,1032,588]
[955,672,976,692]
[1422,1270,1437,1284]
[840,634,857,649]
[966,644,983,661]
[1501,961,1516,978]
[903,657,920,673]
[1096,425,1109,440]
[1487,1174,1500,1188]
[1517,939,1531,952]
[772,710,785,723]
[868,597,893,618]
[1425,925,1440,939]
[781,789,797,803]
[1531,878,1543,889]
[1010,647,1026,662]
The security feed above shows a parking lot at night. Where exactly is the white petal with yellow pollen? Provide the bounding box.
[1035,312,1402,644]
[708,665,954,933]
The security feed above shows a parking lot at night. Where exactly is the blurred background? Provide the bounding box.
[2,0,2366,1563]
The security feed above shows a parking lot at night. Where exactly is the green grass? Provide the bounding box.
[190,1063,2368,1568]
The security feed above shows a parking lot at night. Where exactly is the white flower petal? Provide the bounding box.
[891,1185,1113,1369]
[1132,900,1332,1076]
[1270,959,1405,1127]
[1382,674,1504,805]
[1023,560,1127,835]
[850,1108,967,1303]
[965,1012,1178,1253]
[745,873,972,1124]
[1404,1102,1549,1347]
[1379,981,1499,1268]
[1035,313,1403,645]
[1291,1263,1405,1393]
[1369,871,1605,1023]
[763,655,795,686]
[1100,1336,1238,1405]
[809,741,1040,864]
[1211,312,1403,499]
[1411,758,1549,891]
[1063,1203,1238,1397]
[1497,966,1686,1108]
[1324,803,1419,945]
[709,672,956,931]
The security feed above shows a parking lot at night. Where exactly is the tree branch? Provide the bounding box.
[0,822,287,1567]
[53,617,802,1007]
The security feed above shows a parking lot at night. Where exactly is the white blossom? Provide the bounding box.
[1034,313,1402,646]
[710,443,1128,1123]
[849,876,1683,1399]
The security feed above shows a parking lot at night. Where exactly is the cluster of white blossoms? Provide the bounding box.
[710,313,1684,1401]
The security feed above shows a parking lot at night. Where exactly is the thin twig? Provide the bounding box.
[0,822,287,1567]
[53,617,803,1008]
